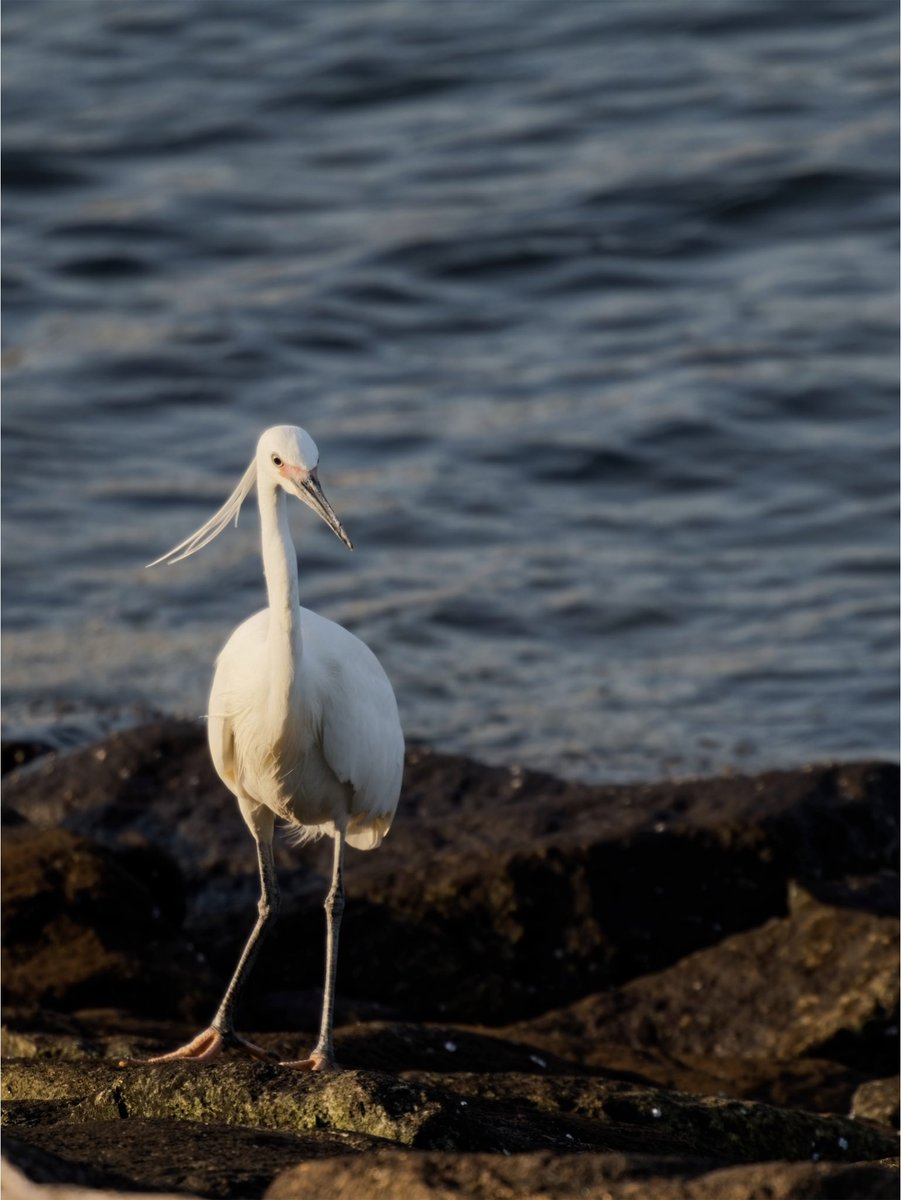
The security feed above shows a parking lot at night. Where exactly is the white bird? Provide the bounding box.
[135,425,404,1072]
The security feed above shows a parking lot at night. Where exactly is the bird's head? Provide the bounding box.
[147,424,352,567]
[257,425,353,550]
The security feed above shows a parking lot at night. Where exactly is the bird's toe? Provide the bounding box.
[227,1033,279,1062]
[117,1028,278,1068]
[278,1051,341,1073]
[118,1027,223,1067]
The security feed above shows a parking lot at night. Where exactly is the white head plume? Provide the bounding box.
[146,458,257,567]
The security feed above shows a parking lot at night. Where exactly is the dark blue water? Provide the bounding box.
[2,0,898,781]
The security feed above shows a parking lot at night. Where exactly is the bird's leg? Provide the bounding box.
[281,829,345,1072]
[120,835,280,1066]
[207,834,281,1055]
[315,830,346,1065]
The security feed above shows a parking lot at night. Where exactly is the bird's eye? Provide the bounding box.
[271,454,283,467]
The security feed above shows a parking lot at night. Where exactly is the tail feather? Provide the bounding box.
[346,810,392,851]
[280,811,392,851]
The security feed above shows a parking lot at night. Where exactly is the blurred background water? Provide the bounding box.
[2,0,898,782]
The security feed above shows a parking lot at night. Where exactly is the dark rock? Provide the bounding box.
[1,826,212,1019]
[112,840,188,928]
[3,1058,895,1162]
[505,881,899,1106]
[2,1136,140,1194]
[2,721,238,887]
[2,827,156,1009]
[333,1020,606,1076]
[5,1119,383,1200]
[852,1077,900,1130]
[264,1150,900,1200]
[318,754,900,1024]
[805,871,900,919]
[0,1012,210,1064]
[0,1015,881,1135]
[1,739,54,776]
[6,723,895,1025]
[743,1058,875,1117]
[1,805,29,828]
[2,723,898,1200]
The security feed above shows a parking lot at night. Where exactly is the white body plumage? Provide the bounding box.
[209,604,403,849]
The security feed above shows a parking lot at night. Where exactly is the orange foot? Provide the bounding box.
[279,1050,341,1073]
[118,1027,276,1067]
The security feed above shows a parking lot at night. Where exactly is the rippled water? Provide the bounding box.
[2,0,898,780]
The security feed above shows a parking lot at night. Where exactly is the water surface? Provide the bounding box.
[3,0,898,780]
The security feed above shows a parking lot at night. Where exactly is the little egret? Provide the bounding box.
[134,425,403,1072]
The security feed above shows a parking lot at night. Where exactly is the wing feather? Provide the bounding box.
[304,610,404,848]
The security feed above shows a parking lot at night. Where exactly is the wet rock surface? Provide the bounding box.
[1,722,898,1198]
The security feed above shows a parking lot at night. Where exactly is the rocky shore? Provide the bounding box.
[2,720,898,1199]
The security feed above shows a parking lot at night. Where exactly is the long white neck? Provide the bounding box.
[258,481,301,716]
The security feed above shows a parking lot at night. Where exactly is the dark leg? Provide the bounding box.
[120,833,280,1065]
[211,835,281,1039]
[281,829,345,1071]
